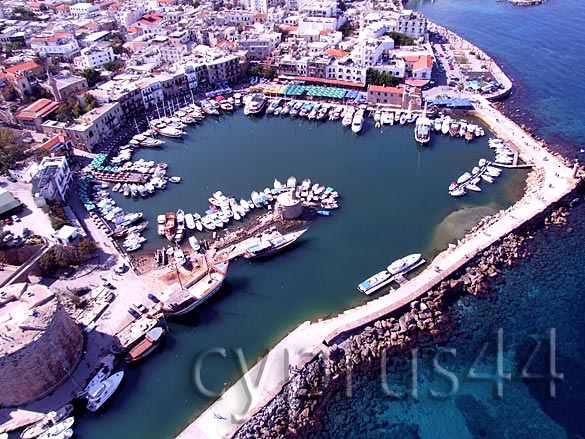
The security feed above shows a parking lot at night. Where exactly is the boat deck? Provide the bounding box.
[362,259,426,295]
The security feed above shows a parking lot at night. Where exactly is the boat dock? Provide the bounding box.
[175,95,581,439]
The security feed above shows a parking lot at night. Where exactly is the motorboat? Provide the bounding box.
[466,183,482,192]
[441,116,451,135]
[342,107,355,126]
[457,172,472,184]
[125,327,165,363]
[357,269,392,295]
[174,247,186,265]
[449,187,466,197]
[449,120,460,136]
[195,219,203,232]
[381,111,393,125]
[83,354,116,394]
[351,109,364,134]
[188,236,201,251]
[399,112,407,125]
[316,210,331,216]
[481,174,495,183]
[387,253,422,276]
[287,176,297,189]
[244,229,307,259]
[36,418,74,439]
[157,214,165,236]
[20,405,74,439]
[244,93,267,116]
[414,104,431,144]
[185,213,195,230]
[434,117,443,132]
[86,371,124,412]
[162,262,229,316]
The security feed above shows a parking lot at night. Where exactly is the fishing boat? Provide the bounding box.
[164,212,176,241]
[188,236,201,251]
[357,269,392,295]
[351,109,364,134]
[414,103,431,144]
[387,253,422,276]
[244,228,307,259]
[20,405,74,439]
[36,418,74,439]
[162,261,229,316]
[381,111,393,125]
[86,371,124,412]
[169,176,181,183]
[125,327,165,363]
[244,93,267,116]
[449,120,460,137]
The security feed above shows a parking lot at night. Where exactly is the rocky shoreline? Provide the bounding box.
[232,182,581,438]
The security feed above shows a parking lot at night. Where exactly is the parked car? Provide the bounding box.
[133,302,148,313]
[105,292,116,303]
[113,263,126,274]
[127,307,141,319]
[4,218,12,225]
[2,233,14,243]
[22,228,30,238]
[11,215,19,222]
[147,293,160,303]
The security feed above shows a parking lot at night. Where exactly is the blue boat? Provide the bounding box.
[316,210,331,216]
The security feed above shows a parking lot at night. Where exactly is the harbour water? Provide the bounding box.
[76,114,524,437]
[302,0,585,438]
[72,1,585,437]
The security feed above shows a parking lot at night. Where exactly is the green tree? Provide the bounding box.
[365,68,399,87]
[54,97,79,122]
[339,22,355,38]
[77,239,98,260]
[103,60,122,72]
[0,129,27,174]
[192,0,200,7]
[387,31,414,46]
[338,0,347,11]
[1,81,18,102]
[72,101,82,118]
[82,68,101,87]
[10,6,40,21]
[83,93,97,111]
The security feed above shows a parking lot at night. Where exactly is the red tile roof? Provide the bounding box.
[325,48,349,58]
[5,61,40,75]
[16,99,59,121]
[368,85,404,94]
[40,135,70,150]
[413,55,433,70]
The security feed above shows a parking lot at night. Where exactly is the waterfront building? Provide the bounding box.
[367,84,404,106]
[0,283,83,407]
[397,10,427,39]
[68,102,123,151]
[31,155,73,206]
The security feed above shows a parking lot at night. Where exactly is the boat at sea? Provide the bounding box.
[162,261,229,316]
[164,211,176,241]
[441,116,451,135]
[36,417,74,439]
[132,133,164,147]
[357,269,392,295]
[244,93,267,116]
[342,107,355,126]
[185,212,195,230]
[449,187,466,197]
[20,404,74,439]
[351,109,364,134]
[414,103,431,144]
[83,354,116,394]
[244,228,308,259]
[387,253,423,275]
[86,371,124,412]
[157,214,165,235]
[125,326,166,363]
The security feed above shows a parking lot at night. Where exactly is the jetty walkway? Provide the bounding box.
[176,98,580,439]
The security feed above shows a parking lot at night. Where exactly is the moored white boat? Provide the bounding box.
[86,371,124,412]
[351,109,364,133]
[387,253,422,275]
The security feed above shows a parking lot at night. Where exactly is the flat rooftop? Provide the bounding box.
[0,284,57,356]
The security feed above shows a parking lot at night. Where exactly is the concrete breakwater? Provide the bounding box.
[231,199,578,438]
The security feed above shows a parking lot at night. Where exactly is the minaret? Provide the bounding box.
[47,67,61,102]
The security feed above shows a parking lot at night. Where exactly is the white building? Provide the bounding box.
[397,10,427,39]
[237,31,281,61]
[30,33,80,61]
[115,5,146,27]
[31,156,72,206]
[69,2,99,18]
[299,0,337,18]
[73,45,115,70]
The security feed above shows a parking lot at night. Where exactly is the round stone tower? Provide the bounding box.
[0,283,83,407]
[276,191,302,220]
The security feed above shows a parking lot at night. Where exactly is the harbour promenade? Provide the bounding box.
[176,100,580,438]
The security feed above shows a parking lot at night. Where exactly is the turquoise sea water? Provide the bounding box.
[305,1,585,437]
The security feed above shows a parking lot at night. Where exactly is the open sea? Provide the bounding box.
[72,1,585,438]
